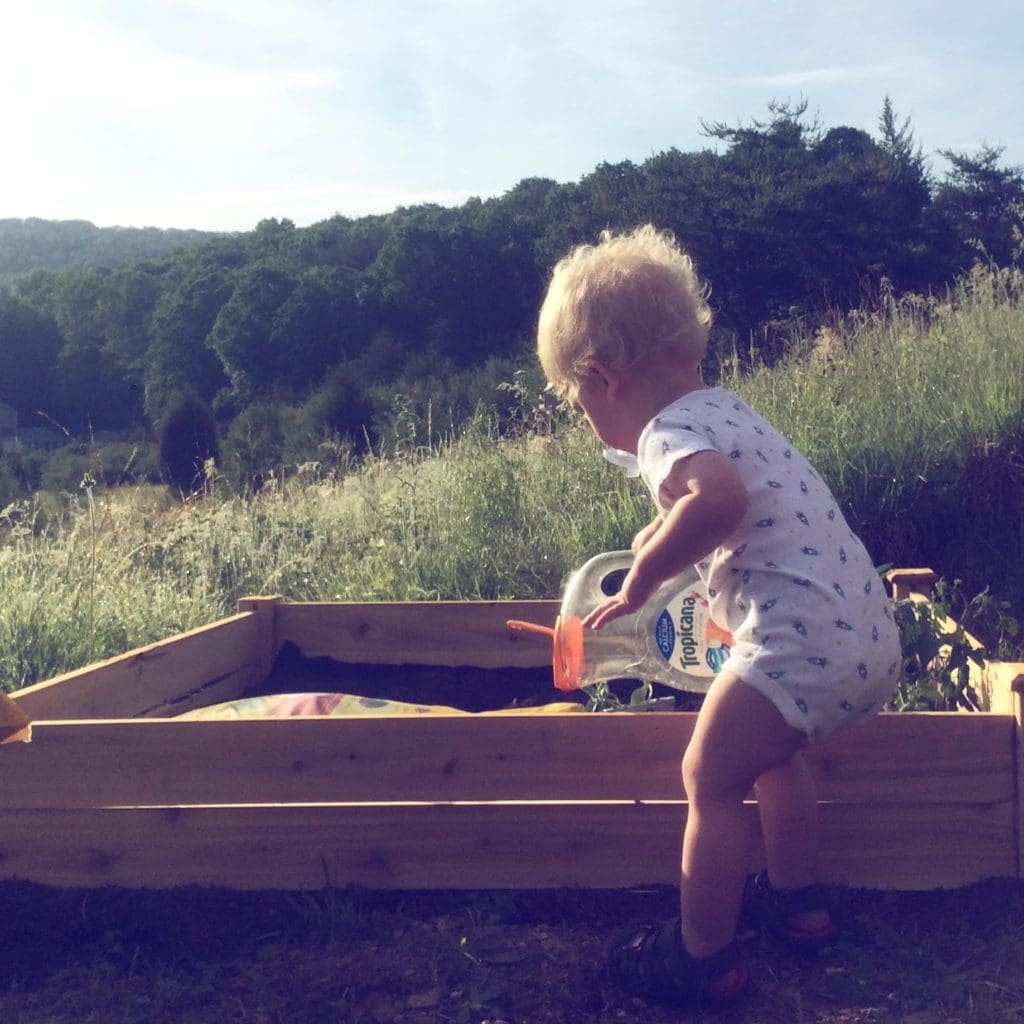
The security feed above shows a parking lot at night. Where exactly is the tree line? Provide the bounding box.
[1,99,1022,494]
[0,218,220,285]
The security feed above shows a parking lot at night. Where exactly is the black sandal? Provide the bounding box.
[742,870,837,949]
[606,916,748,1006]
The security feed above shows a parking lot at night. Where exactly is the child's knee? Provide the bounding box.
[682,741,747,805]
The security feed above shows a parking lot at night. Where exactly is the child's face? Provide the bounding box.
[570,365,638,453]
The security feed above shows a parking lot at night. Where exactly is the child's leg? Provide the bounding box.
[755,752,818,889]
[754,753,831,933]
[680,671,806,959]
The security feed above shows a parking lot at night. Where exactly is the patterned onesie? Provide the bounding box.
[633,386,900,740]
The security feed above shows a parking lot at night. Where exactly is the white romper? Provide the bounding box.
[635,387,901,740]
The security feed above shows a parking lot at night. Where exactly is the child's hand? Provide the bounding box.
[582,569,659,630]
[583,595,632,630]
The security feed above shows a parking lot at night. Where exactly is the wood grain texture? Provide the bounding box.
[0,712,1013,809]
[11,613,259,720]
[0,801,1013,891]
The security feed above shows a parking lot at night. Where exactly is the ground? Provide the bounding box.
[1,879,1023,1023]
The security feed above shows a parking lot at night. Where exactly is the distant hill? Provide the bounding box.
[0,218,225,284]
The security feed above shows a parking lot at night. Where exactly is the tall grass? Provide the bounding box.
[724,264,1024,595]
[0,419,650,692]
[2,264,1022,693]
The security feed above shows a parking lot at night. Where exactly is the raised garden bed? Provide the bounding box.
[2,578,1022,893]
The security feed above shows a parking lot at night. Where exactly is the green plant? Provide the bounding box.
[583,679,654,712]
[890,577,1018,711]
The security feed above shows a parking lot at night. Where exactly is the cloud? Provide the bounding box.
[2,5,338,115]
[740,61,926,90]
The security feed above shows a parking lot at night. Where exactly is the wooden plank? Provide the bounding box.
[0,711,1013,810]
[0,801,1015,891]
[236,596,280,683]
[0,690,32,744]
[980,661,1024,715]
[886,568,937,600]
[275,600,560,668]
[816,801,1018,889]
[1015,674,1024,880]
[11,614,261,721]
[805,712,1016,804]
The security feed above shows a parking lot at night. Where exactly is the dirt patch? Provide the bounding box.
[245,641,704,713]
[1,880,1023,1022]
[245,641,574,712]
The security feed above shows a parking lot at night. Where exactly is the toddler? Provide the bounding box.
[537,225,900,1005]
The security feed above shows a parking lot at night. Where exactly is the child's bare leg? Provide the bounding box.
[754,753,830,932]
[680,672,805,959]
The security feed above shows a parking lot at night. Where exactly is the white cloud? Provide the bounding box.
[2,3,338,115]
[740,61,926,90]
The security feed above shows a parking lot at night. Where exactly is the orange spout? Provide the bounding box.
[507,615,585,691]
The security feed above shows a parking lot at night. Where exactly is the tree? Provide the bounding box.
[877,96,929,199]
[157,391,220,498]
[300,363,376,450]
[144,262,234,421]
[0,294,63,423]
[642,99,941,352]
[935,144,1024,267]
[207,260,299,403]
[266,266,362,393]
[96,264,164,416]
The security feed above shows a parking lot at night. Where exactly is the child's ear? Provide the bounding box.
[586,360,621,399]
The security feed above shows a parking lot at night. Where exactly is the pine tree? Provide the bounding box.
[157,391,220,499]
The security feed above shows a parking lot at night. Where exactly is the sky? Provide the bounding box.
[3,0,1022,233]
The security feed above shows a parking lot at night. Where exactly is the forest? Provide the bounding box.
[1,99,1022,499]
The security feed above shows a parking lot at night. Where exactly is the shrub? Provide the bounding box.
[157,391,221,498]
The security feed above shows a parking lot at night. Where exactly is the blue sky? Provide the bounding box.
[3,0,1022,232]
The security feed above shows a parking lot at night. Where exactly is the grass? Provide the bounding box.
[723,264,1024,609]
[0,405,655,692]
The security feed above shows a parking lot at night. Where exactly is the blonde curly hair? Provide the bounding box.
[537,224,712,398]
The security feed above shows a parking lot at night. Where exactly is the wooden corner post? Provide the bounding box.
[237,596,282,687]
[885,568,938,601]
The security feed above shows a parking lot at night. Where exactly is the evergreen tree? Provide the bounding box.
[157,391,221,499]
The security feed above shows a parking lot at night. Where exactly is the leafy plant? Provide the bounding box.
[890,577,1019,711]
[583,679,655,712]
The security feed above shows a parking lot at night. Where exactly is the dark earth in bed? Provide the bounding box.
[243,641,700,712]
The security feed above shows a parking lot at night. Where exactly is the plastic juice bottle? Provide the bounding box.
[508,550,733,693]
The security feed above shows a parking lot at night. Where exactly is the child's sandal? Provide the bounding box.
[606,916,748,1007]
[742,870,838,949]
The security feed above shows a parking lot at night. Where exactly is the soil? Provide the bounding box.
[246,641,580,712]
[1,878,1022,1023]
[246,641,705,713]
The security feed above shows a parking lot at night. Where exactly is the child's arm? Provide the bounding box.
[584,450,748,630]
[631,514,665,554]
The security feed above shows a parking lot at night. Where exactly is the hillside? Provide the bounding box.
[0,218,223,284]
